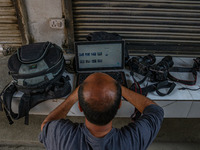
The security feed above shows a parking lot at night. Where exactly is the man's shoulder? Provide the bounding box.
[119,104,164,138]
[40,119,84,140]
[39,119,85,149]
[117,104,164,149]
[49,119,83,130]
[40,119,83,139]
[143,104,164,114]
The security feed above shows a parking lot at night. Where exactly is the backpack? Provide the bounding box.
[0,42,71,125]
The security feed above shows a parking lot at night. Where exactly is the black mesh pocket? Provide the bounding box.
[18,42,49,63]
[8,54,21,74]
[44,44,62,68]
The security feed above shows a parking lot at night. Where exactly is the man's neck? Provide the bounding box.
[85,119,112,138]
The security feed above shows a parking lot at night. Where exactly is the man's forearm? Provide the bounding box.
[41,87,79,130]
[121,86,156,113]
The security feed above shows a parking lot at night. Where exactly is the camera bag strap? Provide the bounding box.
[167,57,200,86]
[168,59,199,86]
[130,71,176,96]
[132,80,176,96]
[168,67,197,85]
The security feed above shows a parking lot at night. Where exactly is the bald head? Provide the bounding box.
[78,73,121,125]
[82,73,117,111]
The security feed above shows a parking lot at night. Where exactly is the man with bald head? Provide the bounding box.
[40,73,164,150]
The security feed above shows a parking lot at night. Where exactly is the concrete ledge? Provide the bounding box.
[0,142,199,150]
[0,140,44,149]
[148,142,200,150]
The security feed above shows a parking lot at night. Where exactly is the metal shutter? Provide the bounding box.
[0,0,22,49]
[72,0,200,56]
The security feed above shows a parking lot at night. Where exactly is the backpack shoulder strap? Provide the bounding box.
[2,83,31,125]
[19,93,31,125]
[1,83,17,124]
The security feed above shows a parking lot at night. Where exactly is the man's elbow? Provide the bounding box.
[41,121,47,131]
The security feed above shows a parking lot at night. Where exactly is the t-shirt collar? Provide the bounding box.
[83,123,116,143]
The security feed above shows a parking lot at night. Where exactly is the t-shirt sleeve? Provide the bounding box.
[121,104,164,150]
[39,119,75,150]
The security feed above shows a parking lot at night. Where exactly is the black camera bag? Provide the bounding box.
[0,42,71,125]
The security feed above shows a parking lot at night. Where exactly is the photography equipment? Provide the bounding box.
[150,56,174,82]
[0,42,71,125]
[193,57,200,71]
[128,55,176,98]
[128,54,156,76]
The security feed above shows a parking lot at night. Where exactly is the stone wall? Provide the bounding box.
[24,0,65,47]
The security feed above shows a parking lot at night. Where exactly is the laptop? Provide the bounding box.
[75,40,127,87]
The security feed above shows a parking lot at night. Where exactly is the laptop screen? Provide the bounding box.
[75,41,124,71]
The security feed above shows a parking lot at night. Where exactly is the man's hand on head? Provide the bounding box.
[121,85,156,113]
[69,85,80,104]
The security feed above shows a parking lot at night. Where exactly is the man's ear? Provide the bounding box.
[78,102,83,112]
[118,99,122,109]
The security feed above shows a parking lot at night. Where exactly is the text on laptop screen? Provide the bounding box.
[76,42,123,70]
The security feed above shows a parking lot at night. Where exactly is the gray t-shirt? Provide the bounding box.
[39,104,164,150]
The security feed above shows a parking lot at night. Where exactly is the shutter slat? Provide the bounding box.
[75,20,200,28]
[73,0,200,4]
[0,0,12,7]
[0,24,18,29]
[0,16,17,23]
[74,8,200,14]
[74,10,200,18]
[0,3,12,7]
[74,15,200,21]
[0,37,22,44]
[75,34,200,41]
[0,30,21,37]
[75,37,200,44]
[74,25,200,33]
[74,23,200,29]
[0,0,12,2]
[73,1,200,9]
[0,7,15,15]
[75,31,200,36]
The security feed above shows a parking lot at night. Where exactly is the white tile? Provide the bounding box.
[29,99,65,115]
[68,102,84,116]
[116,101,135,117]
[156,101,192,118]
[187,101,200,118]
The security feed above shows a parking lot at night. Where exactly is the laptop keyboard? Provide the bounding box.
[77,72,127,87]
